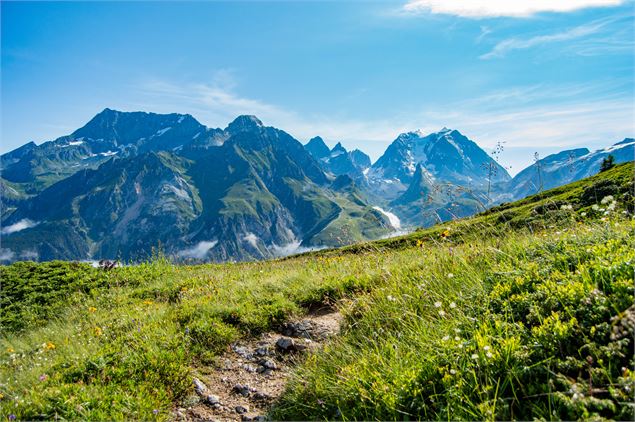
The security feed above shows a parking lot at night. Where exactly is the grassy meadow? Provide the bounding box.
[1,163,633,420]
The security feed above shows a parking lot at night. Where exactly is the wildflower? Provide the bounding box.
[483,345,490,351]
[438,310,446,317]
[440,229,450,238]
[560,204,573,211]
[447,273,454,278]
[387,295,396,302]
[45,342,55,351]
[601,195,614,204]
[434,301,442,308]
[8,415,16,421]
[454,328,461,333]
[449,302,457,309]
[442,335,450,341]
[143,300,154,305]
[580,212,587,217]
[449,369,456,375]
[153,409,159,415]
[454,336,460,341]
[607,202,616,211]
[39,374,48,381]
[471,353,479,359]
[94,327,103,337]
[6,347,14,353]
[486,352,493,358]
[88,306,97,313]
[592,204,600,211]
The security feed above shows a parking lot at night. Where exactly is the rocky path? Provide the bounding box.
[176,308,343,421]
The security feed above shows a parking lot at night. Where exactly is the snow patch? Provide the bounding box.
[1,219,39,235]
[372,207,401,230]
[100,151,117,157]
[177,116,185,124]
[178,241,217,259]
[598,141,635,153]
[61,140,84,147]
[242,233,259,248]
[155,127,172,136]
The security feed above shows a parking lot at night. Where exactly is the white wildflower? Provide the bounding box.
[486,352,493,358]
[454,336,461,341]
[449,369,456,375]
[447,273,454,278]
[434,301,442,308]
[438,310,446,317]
[601,195,614,204]
[449,302,457,309]
[592,204,600,211]
[471,353,479,359]
[442,335,450,341]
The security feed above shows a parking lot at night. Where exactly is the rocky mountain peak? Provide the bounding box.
[226,115,264,134]
[305,136,330,159]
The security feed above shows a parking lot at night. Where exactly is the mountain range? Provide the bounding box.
[1,109,633,263]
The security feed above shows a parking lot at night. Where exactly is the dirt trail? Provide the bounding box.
[176,308,343,421]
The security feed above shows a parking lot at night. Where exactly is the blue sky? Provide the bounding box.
[2,0,634,173]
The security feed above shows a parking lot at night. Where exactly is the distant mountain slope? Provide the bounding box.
[1,114,393,263]
[504,138,634,201]
[0,109,219,202]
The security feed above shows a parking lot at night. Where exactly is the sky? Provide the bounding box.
[2,0,634,174]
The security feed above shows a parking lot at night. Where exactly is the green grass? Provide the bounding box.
[1,163,633,420]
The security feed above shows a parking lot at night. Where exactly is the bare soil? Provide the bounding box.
[176,308,343,421]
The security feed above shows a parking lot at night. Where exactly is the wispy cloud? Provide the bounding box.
[480,18,617,59]
[135,75,410,147]
[1,219,39,235]
[134,74,633,174]
[403,0,625,18]
[177,241,217,259]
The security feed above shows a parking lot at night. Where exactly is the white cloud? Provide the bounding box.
[135,77,409,148]
[0,248,15,262]
[20,250,39,260]
[403,0,625,18]
[480,19,615,59]
[1,219,39,235]
[134,76,633,175]
[242,233,259,248]
[270,239,326,257]
[177,241,217,259]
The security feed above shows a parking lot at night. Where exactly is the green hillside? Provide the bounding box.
[1,163,633,420]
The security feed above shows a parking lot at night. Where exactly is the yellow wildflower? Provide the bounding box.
[6,347,14,353]
[94,327,103,337]
[88,306,97,313]
[45,342,56,350]
[143,300,154,305]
